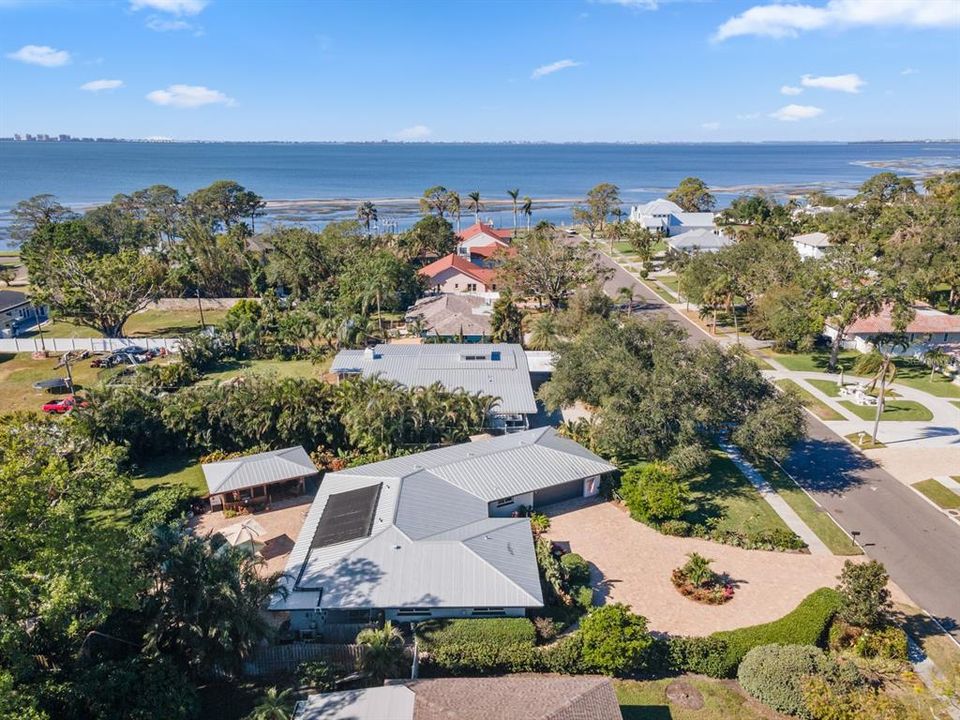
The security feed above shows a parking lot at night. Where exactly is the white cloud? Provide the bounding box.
[770,104,824,122]
[801,73,865,93]
[715,0,959,41]
[146,17,193,31]
[6,44,70,67]
[81,79,124,92]
[900,67,919,75]
[531,59,582,79]
[591,0,659,9]
[395,125,432,140]
[146,84,234,108]
[130,0,206,14]
[780,85,803,95]
[701,122,720,130]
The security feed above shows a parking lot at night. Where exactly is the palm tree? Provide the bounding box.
[244,688,294,720]
[617,286,635,315]
[356,621,405,683]
[448,191,462,234]
[507,188,520,236]
[527,313,560,351]
[520,196,533,231]
[356,201,378,233]
[923,347,951,380]
[467,191,483,224]
[864,333,909,444]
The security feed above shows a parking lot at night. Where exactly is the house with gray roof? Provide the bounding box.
[628,198,718,238]
[270,428,616,634]
[0,290,48,338]
[294,675,623,720]
[792,231,832,261]
[331,343,537,432]
[202,446,318,511]
[666,227,733,254]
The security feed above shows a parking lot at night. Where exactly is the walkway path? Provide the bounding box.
[938,475,960,493]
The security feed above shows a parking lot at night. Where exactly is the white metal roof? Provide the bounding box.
[791,231,832,248]
[330,343,538,415]
[667,228,732,253]
[632,198,684,216]
[202,446,317,495]
[294,686,414,720]
[271,428,615,613]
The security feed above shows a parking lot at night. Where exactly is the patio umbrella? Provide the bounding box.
[218,519,267,556]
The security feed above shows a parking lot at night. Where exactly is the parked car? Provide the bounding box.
[41,395,88,414]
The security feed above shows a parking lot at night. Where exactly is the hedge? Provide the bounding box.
[670,587,842,678]
[415,618,536,650]
[416,618,540,675]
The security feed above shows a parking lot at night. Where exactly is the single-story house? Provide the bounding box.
[0,290,48,338]
[825,303,960,355]
[330,343,537,432]
[792,231,832,261]
[456,221,512,253]
[629,198,717,237]
[294,675,623,720]
[202,446,319,511]
[404,293,493,341]
[665,227,732,254]
[270,428,616,633]
[419,254,498,294]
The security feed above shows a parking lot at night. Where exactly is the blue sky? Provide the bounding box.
[1,0,959,142]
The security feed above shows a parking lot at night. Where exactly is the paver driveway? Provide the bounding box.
[544,498,856,637]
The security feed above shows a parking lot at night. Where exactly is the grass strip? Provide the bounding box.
[912,479,960,510]
[775,379,844,421]
[838,399,932,422]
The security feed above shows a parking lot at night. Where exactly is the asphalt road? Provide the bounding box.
[589,243,960,640]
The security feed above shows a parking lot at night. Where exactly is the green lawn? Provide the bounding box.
[643,280,677,304]
[838,399,933,422]
[768,349,860,373]
[24,308,231,339]
[760,461,862,555]
[776,379,844,421]
[616,677,770,720]
[912,479,960,510]
[133,453,206,498]
[750,354,773,370]
[806,378,842,397]
[684,451,793,537]
[658,275,680,295]
[0,351,111,413]
[202,357,331,383]
[844,432,886,449]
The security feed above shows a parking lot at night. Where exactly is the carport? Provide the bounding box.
[534,479,584,508]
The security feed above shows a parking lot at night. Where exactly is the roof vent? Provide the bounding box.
[483,535,492,540]
[393,544,402,550]
[363,347,381,360]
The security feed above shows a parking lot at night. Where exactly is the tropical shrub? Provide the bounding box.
[738,644,861,718]
[574,585,594,610]
[619,462,690,524]
[667,636,731,678]
[836,560,891,629]
[579,603,654,676]
[297,660,335,691]
[802,675,924,720]
[529,512,551,535]
[356,621,406,682]
[560,553,590,586]
[539,633,585,674]
[416,618,536,649]
[659,519,692,536]
[417,618,539,674]
[130,484,196,535]
[671,552,734,605]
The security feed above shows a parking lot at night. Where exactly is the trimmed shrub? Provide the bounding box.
[708,587,842,677]
[540,633,585,674]
[668,636,731,678]
[131,484,196,534]
[738,644,861,718]
[573,585,594,610]
[619,462,690,524]
[416,618,539,675]
[560,553,591,586]
[416,618,536,649]
[580,603,654,676]
[659,519,692,536]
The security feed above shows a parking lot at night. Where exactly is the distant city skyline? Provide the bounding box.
[1,0,959,143]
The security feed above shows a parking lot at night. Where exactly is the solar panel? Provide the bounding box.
[311,484,382,548]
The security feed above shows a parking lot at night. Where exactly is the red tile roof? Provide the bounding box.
[418,254,497,285]
[846,304,960,335]
[458,221,513,241]
[469,242,517,259]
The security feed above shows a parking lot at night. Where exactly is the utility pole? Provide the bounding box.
[34,306,47,353]
[63,352,74,393]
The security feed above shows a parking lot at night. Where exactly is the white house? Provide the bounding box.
[628,198,717,237]
[0,290,48,338]
[269,428,616,635]
[666,227,732,254]
[825,303,960,356]
[792,231,832,261]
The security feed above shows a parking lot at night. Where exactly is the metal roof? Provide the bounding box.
[202,446,317,495]
[667,228,732,253]
[271,428,614,613]
[792,231,832,247]
[294,686,415,720]
[330,343,538,414]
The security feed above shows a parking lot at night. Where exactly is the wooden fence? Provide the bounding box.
[243,643,367,677]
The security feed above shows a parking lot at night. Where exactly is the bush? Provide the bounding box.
[854,625,909,661]
[560,553,591,586]
[738,644,861,718]
[574,585,594,610]
[540,633,585,674]
[580,603,654,676]
[533,616,559,643]
[417,618,539,675]
[297,660,334,691]
[619,462,690,524]
[668,636,731,678]
[131,484,197,534]
[416,618,536,650]
[707,588,842,677]
[530,512,551,534]
[836,560,891,629]
[659,519,692,536]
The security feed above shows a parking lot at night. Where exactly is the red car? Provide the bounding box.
[41,395,88,414]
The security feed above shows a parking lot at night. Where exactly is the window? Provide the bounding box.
[466,283,477,292]
[471,607,506,617]
[395,607,432,617]
[495,497,514,507]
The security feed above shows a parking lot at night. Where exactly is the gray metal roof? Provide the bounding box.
[271,428,614,613]
[330,343,538,415]
[792,231,832,247]
[667,228,732,253]
[202,446,317,495]
[294,686,415,720]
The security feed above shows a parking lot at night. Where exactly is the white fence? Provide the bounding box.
[0,337,181,354]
